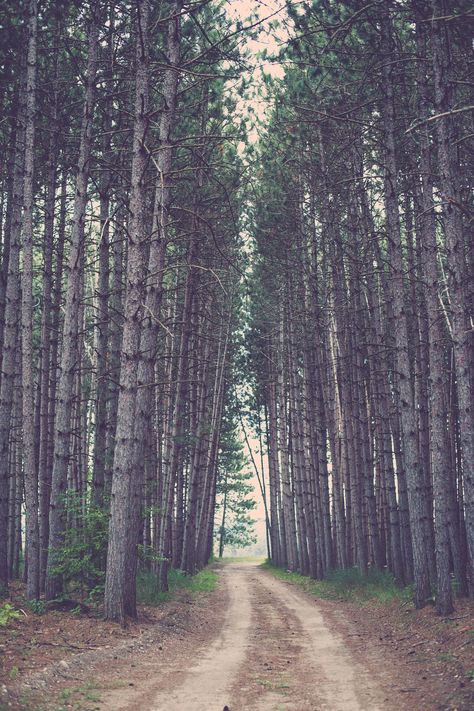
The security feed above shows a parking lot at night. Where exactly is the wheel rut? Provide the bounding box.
[227,571,324,710]
[226,568,388,711]
[85,562,403,711]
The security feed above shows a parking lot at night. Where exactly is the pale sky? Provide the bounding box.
[227,0,287,67]
[226,0,288,143]
[224,2,287,552]
[218,2,290,554]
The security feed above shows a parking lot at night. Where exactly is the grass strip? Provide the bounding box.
[262,561,413,606]
[137,567,218,605]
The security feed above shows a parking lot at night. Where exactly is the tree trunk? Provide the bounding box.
[134,0,181,583]
[45,11,99,600]
[413,5,454,612]
[21,0,40,601]
[430,0,474,594]
[37,27,60,590]
[0,69,25,593]
[380,6,431,607]
[104,0,150,623]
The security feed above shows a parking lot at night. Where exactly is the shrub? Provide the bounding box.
[49,493,108,595]
[26,598,46,615]
[0,603,21,627]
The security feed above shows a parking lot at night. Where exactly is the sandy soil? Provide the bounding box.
[99,564,252,711]
[98,562,393,711]
[4,561,473,710]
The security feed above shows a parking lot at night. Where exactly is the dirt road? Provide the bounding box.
[7,559,472,710]
[99,561,394,711]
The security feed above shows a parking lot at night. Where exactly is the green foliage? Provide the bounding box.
[215,403,257,556]
[49,493,108,594]
[0,602,22,627]
[137,543,165,564]
[137,567,218,606]
[26,598,46,615]
[85,584,105,603]
[216,508,257,551]
[264,562,413,605]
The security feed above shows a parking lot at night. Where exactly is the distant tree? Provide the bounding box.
[215,415,256,558]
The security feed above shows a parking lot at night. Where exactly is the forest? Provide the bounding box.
[0,0,472,635]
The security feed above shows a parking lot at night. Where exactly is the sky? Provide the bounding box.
[226,0,289,142]
[218,2,291,555]
[227,0,287,64]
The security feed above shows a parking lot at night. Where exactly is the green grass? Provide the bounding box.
[137,567,218,605]
[256,678,290,691]
[218,555,266,564]
[263,561,413,606]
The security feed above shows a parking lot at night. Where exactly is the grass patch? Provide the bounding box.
[256,677,290,692]
[137,567,218,605]
[262,561,413,605]
[50,680,101,711]
[217,555,266,564]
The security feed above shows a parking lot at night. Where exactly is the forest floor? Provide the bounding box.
[1,559,473,710]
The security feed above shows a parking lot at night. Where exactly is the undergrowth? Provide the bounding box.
[0,602,22,627]
[137,567,217,605]
[263,561,413,606]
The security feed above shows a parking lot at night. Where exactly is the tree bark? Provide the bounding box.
[380,5,431,607]
[104,0,150,623]
[45,10,99,600]
[0,67,25,593]
[430,0,474,594]
[21,0,40,601]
